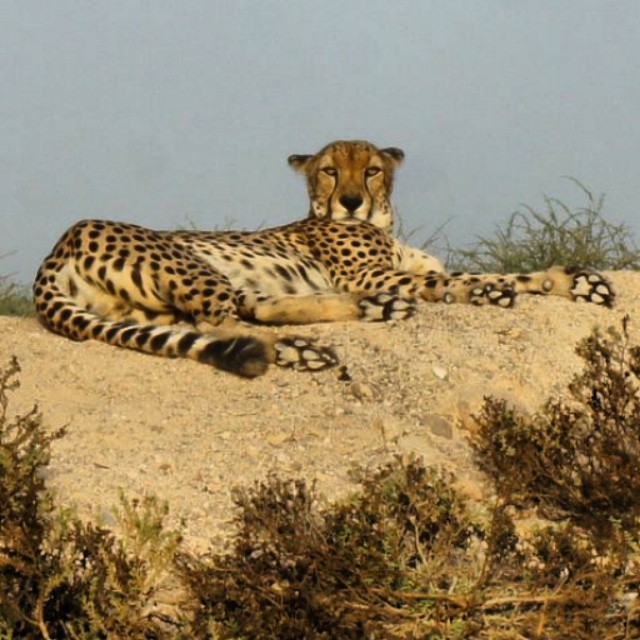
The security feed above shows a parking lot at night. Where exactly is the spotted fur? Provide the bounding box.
[33,140,614,377]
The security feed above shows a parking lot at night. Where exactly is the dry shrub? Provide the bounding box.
[177,458,488,639]
[178,454,639,639]
[473,317,640,546]
[0,357,183,639]
[5,313,640,638]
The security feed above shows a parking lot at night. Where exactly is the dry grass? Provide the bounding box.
[444,180,640,272]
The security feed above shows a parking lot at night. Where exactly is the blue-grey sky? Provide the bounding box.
[2,1,639,283]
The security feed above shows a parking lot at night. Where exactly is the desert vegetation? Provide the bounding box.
[430,180,640,272]
[2,316,640,638]
[0,274,32,317]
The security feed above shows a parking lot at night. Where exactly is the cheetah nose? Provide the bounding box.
[339,195,364,212]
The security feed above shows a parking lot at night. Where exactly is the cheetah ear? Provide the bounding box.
[380,147,405,165]
[287,154,313,172]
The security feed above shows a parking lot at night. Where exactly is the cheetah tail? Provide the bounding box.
[33,282,269,378]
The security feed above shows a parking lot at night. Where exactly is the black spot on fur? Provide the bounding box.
[198,336,267,377]
[105,326,122,341]
[131,268,145,295]
[275,264,292,281]
[92,324,105,338]
[135,330,152,348]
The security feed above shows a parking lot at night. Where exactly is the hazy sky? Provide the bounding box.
[2,1,639,282]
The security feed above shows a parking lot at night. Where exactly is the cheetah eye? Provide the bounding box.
[365,167,382,177]
[321,167,337,177]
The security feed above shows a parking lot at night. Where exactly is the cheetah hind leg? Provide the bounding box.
[196,319,339,373]
[512,265,615,306]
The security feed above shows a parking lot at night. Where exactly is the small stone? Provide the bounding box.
[426,414,453,439]
[267,433,291,446]
[432,365,448,380]
[399,434,433,456]
[100,509,118,527]
[349,381,377,401]
[495,327,523,339]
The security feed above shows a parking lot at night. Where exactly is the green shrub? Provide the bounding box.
[0,276,33,316]
[448,179,640,272]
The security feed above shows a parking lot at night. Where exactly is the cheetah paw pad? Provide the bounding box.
[469,284,517,308]
[274,337,339,372]
[359,293,416,322]
[570,271,615,307]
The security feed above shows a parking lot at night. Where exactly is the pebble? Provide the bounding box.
[425,414,453,439]
[432,365,448,379]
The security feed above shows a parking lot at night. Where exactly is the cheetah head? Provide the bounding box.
[288,140,404,232]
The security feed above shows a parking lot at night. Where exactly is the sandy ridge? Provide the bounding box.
[1,270,638,550]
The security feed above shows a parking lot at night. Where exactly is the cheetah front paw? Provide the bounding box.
[566,268,615,307]
[274,337,339,372]
[358,293,416,322]
[467,283,517,308]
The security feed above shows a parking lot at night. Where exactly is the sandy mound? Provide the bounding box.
[1,271,638,551]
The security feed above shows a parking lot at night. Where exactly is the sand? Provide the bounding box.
[1,270,638,551]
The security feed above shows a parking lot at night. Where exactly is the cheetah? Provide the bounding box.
[33,140,614,377]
